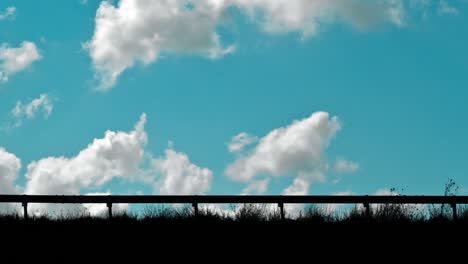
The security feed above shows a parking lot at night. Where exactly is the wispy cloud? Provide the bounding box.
[0,7,15,21]
[241,178,269,195]
[438,0,458,15]
[334,157,359,174]
[9,94,55,128]
[227,132,257,153]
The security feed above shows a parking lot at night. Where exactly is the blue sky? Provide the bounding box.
[1,0,468,214]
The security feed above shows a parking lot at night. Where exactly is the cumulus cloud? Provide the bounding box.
[0,113,217,215]
[22,114,146,215]
[280,177,310,216]
[0,147,21,213]
[0,147,21,194]
[282,177,309,196]
[0,7,16,21]
[86,0,235,90]
[10,94,54,128]
[334,157,359,174]
[25,113,147,195]
[153,148,213,195]
[227,132,257,153]
[240,178,269,195]
[438,0,458,15]
[87,0,410,90]
[226,111,340,182]
[227,112,343,209]
[0,41,41,82]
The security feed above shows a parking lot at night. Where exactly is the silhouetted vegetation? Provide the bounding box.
[2,203,468,226]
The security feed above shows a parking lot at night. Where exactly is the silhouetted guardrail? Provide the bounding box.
[1,195,467,220]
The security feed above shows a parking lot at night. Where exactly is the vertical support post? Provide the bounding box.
[278,203,285,221]
[107,202,113,219]
[364,203,371,218]
[22,202,28,220]
[192,203,199,218]
[451,203,457,220]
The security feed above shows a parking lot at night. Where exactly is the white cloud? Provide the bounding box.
[0,113,217,215]
[226,111,340,182]
[0,147,21,213]
[83,192,129,217]
[25,113,147,196]
[22,114,147,215]
[87,0,409,90]
[0,147,21,194]
[10,94,54,128]
[153,148,213,195]
[334,157,359,174]
[281,177,310,216]
[86,0,235,90]
[227,132,257,153]
[410,0,458,18]
[232,0,406,36]
[0,7,16,21]
[0,41,41,82]
[240,178,269,195]
[282,177,309,196]
[438,0,458,15]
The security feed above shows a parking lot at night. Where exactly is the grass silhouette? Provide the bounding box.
[1,203,468,225]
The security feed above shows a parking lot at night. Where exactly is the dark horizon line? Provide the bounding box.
[1,194,468,204]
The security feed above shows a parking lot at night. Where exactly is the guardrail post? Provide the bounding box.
[363,203,371,218]
[22,202,28,220]
[192,203,198,218]
[278,203,285,220]
[451,203,457,220]
[107,202,112,219]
